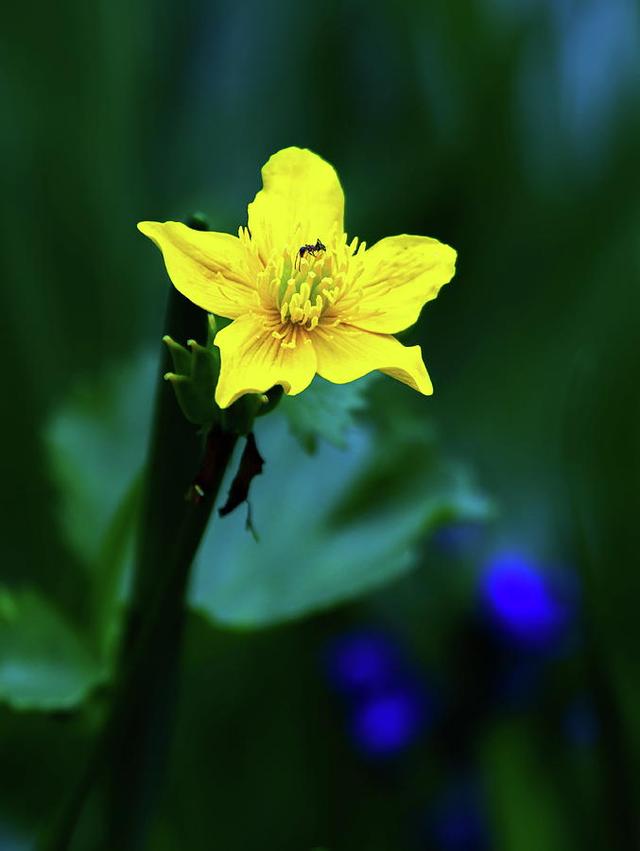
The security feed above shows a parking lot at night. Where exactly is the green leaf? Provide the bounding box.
[43,352,155,658]
[280,374,374,452]
[0,588,103,711]
[190,415,491,628]
[45,352,490,632]
[44,352,156,569]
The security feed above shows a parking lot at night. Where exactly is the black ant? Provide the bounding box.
[295,238,326,270]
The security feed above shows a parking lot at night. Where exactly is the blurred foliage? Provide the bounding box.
[192,413,490,627]
[44,350,489,635]
[1,0,639,848]
[0,587,103,711]
[280,375,374,452]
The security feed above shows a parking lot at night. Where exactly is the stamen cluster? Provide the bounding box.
[247,234,367,348]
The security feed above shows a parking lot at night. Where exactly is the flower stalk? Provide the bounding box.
[104,221,235,848]
[104,419,237,850]
[43,219,238,851]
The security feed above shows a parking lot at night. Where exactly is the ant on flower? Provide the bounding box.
[294,238,326,271]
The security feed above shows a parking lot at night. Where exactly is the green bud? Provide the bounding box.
[163,335,220,427]
[163,327,285,433]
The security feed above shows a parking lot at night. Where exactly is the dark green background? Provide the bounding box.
[2,0,639,848]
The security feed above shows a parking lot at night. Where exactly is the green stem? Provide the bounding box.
[104,423,237,850]
[125,282,213,649]
[42,240,237,850]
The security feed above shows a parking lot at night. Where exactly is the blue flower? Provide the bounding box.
[349,685,426,757]
[480,552,573,649]
[324,629,403,696]
[324,627,432,758]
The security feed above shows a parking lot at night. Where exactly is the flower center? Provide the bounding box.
[254,240,352,332]
[246,229,366,348]
[278,249,345,331]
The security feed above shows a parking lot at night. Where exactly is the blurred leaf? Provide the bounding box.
[329,418,489,528]
[45,351,489,631]
[44,352,156,569]
[280,375,374,452]
[190,415,491,628]
[44,354,155,656]
[0,588,103,711]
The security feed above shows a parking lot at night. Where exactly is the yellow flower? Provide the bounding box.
[138,147,456,409]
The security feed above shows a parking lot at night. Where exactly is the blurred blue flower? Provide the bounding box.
[480,552,573,649]
[324,629,403,696]
[324,628,434,758]
[427,781,489,851]
[350,685,426,757]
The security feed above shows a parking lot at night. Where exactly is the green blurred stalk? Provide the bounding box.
[43,222,237,851]
[104,418,236,850]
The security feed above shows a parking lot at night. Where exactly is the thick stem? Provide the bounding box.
[101,228,226,848]
[42,267,236,850]
[105,424,237,850]
[125,283,212,651]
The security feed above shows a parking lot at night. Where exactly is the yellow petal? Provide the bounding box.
[350,235,456,334]
[214,314,317,409]
[312,323,432,395]
[247,147,345,258]
[138,221,258,318]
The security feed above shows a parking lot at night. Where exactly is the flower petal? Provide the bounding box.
[214,314,317,409]
[247,147,345,258]
[350,235,456,334]
[138,221,258,318]
[312,324,432,395]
